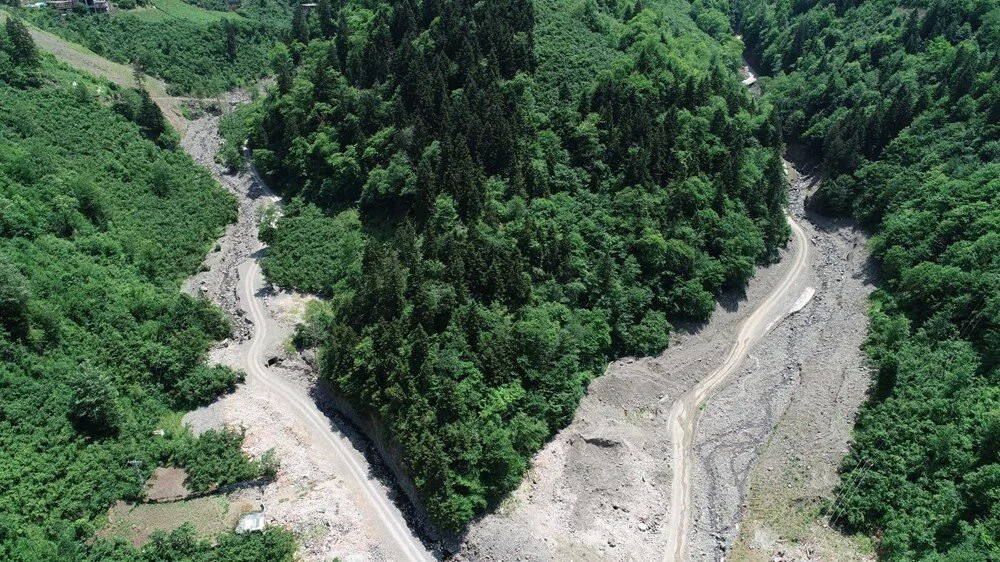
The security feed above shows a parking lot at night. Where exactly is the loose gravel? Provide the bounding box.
[457,160,873,561]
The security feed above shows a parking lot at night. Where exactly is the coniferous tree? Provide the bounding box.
[316,0,335,39]
[5,17,38,68]
[270,43,294,94]
[292,1,310,44]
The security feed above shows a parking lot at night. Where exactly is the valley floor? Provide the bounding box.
[178,98,433,562]
[457,160,874,562]
[16,9,878,559]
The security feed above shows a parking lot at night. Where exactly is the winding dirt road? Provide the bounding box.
[10,17,434,557]
[240,258,432,562]
[662,212,812,562]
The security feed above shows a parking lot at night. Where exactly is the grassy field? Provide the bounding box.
[130,0,245,24]
[100,495,259,547]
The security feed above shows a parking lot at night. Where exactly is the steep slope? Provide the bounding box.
[733,0,1000,559]
[0,20,293,560]
[234,0,789,532]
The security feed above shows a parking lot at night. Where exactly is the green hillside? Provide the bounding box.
[733,0,1000,559]
[23,0,289,95]
[236,0,788,531]
[0,21,292,559]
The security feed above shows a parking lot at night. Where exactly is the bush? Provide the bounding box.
[171,365,243,409]
[69,370,122,438]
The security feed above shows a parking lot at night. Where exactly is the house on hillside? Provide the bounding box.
[44,0,108,13]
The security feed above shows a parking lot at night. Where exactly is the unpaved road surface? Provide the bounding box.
[459,164,871,561]
[180,103,433,561]
[663,211,811,562]
[240,258,433,562]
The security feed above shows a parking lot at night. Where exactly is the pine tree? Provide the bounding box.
[292,1,310,44]
[4,18,38,68]
[335,10,350,77]
[222,18,238,61]
[317,0,335,39]
[270,44,294,94]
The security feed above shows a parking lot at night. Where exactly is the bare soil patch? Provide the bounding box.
[100,489,261,547]
[719,166,875,562]
[146,467,191,502]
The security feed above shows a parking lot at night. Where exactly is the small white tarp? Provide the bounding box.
[236,511,265,534]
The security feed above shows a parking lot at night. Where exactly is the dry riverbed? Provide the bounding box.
[180,95,429,561]
[457,161,874,561]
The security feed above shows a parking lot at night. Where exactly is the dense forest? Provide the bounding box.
[23,0,290,95]
[733,0,1000,559]
[0,20,292,560]
[236,0,789,530]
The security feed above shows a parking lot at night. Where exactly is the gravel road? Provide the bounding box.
[458,157,872,560]
[663,208,812,562]
[179,95,433,561]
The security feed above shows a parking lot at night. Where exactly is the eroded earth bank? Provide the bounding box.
[457,160,874,561]
[179,96,432,562]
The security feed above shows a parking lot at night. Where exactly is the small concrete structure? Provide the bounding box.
[46,0,108,12]
[235,510,265,534]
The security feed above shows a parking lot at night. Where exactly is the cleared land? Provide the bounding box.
[129,0,245,24]
[663,210,810,562]
[101,493,260,547]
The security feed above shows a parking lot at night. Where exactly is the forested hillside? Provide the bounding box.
[23,0,289,95]
[733,0,1000,559]
[237,0,789,530]
[0,20,292,559]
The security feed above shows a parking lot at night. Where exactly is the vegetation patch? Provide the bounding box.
[22,0,288,95]
[240,0,788,531]
[0,22,292,560]
[100,495,250,547]
[735,0,1000,558]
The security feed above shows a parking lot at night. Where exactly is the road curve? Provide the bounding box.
[241,246,433,561]
[662,211,811,562]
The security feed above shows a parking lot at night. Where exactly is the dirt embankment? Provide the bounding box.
[690,163,875,562]
[180,97,432,561]
[457,160,873,561]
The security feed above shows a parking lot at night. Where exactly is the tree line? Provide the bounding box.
[734,0,1000,559]
[241,0,789,530]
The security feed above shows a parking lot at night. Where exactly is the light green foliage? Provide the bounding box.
[735,0,1000,558]
[237,0,788,531]
[170,429,271,491]
[260,200,363,299]
[0,52,285,557]
[23,0,288,95]
[69,370,124,437]
[84,523,295,561]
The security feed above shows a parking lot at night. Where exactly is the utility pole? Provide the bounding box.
[127,459,144,489]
